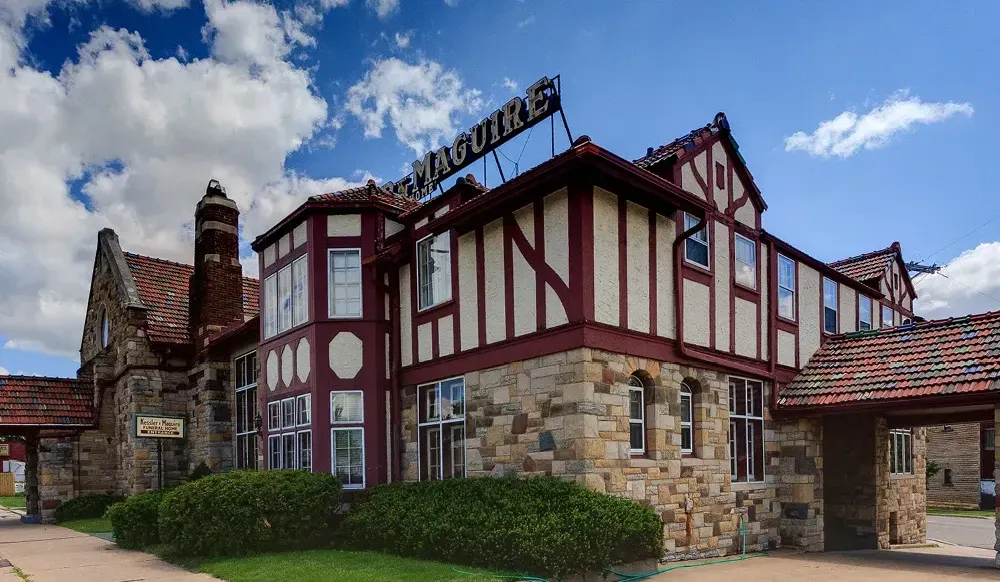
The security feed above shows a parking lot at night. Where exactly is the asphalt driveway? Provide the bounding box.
[928,515,996,550]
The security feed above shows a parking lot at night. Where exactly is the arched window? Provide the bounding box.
[680,382,693,454]
[101,310,110,348]
[627,375,645,454]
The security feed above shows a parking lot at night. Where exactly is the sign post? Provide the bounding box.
[133,414,185,490]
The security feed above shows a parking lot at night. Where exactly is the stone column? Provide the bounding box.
[24,433,39,520]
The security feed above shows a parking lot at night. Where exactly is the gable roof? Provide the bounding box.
[779,311,1000,409]
[829,243,899,282]
[123,253,259,345]
[0,376,95,426]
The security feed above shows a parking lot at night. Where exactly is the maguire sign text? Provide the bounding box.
[384,76,561,199]
[135,415,185,439]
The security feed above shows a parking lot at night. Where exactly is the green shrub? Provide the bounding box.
[188,461,213,482]
[159,470,342,556]
[341,477,663,578]
[54,493,123,523]
[106,489,170,549]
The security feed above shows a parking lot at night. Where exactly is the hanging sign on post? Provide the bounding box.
[134,415,186,439]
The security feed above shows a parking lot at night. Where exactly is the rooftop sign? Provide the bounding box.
[384,76,562,200]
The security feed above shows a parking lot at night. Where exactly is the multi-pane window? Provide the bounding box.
[729,377,765,483]
[983,427,996,451]
[628,375,645,454]
[683,213,709,269]
[418,377,466,480]
[882,305,894,328]
[330,391,364,488]
[417,233,452,310]
[268,395,312,471]
[777,255,795,320]
[859,296,873,331]
[889,429,912,475]
[234,351,259,470]
[264,255,308,339]
[329,249,362,317]
[823,277,838,334]
[680,382,693,454]
[734,234,756,289]
[331,391,364,423]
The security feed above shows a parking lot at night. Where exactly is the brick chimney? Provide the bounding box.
[190,179,243,351]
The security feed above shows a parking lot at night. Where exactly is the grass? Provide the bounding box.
[0,493,26,509]
[927,508,995,519]
[58,517,113,533]
[187,550,510,582]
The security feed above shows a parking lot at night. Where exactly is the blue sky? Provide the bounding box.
[2,0,999,377]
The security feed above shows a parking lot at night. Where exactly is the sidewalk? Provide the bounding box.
[0,509,216,581]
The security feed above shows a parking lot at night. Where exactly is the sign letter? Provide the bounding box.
[526,77,551,123]
[502,97,525,137]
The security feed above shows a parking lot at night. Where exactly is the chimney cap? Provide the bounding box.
[206,179,227,198]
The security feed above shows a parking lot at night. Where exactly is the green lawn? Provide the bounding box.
[927,508,995,519]
[190,550,514,582]
[0,494,25,509]
[59,517,113,533]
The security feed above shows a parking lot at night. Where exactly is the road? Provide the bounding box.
[927,515,996,550]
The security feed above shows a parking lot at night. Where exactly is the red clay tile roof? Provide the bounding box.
[0,376,94,426]
[123,253,259,345]
[779,311,1000,407]
[310,180,423,214]
[829,243,898,282]
[633,119,720,170]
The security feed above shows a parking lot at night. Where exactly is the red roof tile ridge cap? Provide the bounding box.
[123,251,194,270]
[828,244,898,267]
[0,374,83,383]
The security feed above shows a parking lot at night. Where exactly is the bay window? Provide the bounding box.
[234,350,259,470]
[729,377,765,482]
[859,295,872,331]
[263,255,308,339]
[417,233,452,310]
[268,394,312,471]
[418,377,466,480]
[823,277,838,334]
[734,234,756,289]
[777,254,795,320]
[683,212,709,269]
[329,249,362,318]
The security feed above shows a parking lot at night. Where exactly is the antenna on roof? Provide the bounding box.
[905,262,941,275]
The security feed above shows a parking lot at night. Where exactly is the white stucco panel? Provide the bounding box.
[680,163,706,201]
[384,333,390,379]
[777,330,796,368]
[545,284,568,327]
[278,234,291,259]
[296,338,311,383]
[457,232,478,351]
[281,343,293,387]
[733,174,757,229]
[513,244,536,337]
[655,213,675,338]
[683,279,711,347]
[400,264,412,366]
[434,204,450,219]
[714,221,730,350]
[903,294,912,312]
[327,214,362,237]
[712,142,728,211]
[798,265,821,365]
[484,219,506,344]
[839,285,857,333]
[292,222,308,249]
[593,187,619,326]
[417,322,433,362]
[385,219,404,238]
[759,247,769,360]
[543,188,569,285]
[734,298,758,358]
[626,201,650,333]
[263,245,275,268]
[438,314,455,357]
[329,332,363,378]
[265,350,278,392]
[513,203,534,247]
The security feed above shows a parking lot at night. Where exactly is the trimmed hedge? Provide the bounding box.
[54,493,123,523]
[341,477,663,578]
[106,489,170,549]
[159,470,342,556]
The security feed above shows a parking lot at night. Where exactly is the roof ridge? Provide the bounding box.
[828,243,898,267]
[831,309,1000,342]
[0,374,83,383]
[123,251,194,270]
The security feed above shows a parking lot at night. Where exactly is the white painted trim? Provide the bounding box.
[296,393,311,427]
[266,401,281,431]
[416,376,467,481]
[733,233,757,290]
[330,390,364,424]
[682,212,710,270]
[777,253,796,321]
[331,427,366,489]
[415,232,452,312]
[296,429,313,472]
[327,248,364,319]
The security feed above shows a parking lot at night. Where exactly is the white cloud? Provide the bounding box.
[128,0,190,11]
[785,91,973,158]
[0,365,8,376]
[366,0,398,19]
[0,0,356,358]
[444,0,458,5]
[516,15,535,28]
[913,242,1000,320]
[344,57,483,155]
[393,31,410,48]
[501,77,518,92]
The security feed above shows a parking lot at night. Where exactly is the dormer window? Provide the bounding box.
[417,233,452,310]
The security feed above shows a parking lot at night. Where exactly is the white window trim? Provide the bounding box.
[822,277,838,334]
[297,429,313,473]
[291,255,309,327]
[234,350,258,470]
[268,434,282,470]
[628,376,645,455]
[728,377,765,483]
[882,305,895,328]
[733,233,757,290]
[327,248,363,319]
[331,427,366,489]
[281,397,296,430]
[889,429,913,475]
[281,432,298,470]
[330,390,365,424]
[682,212,710,270]
[859,295,873,330]
[265,255,309,339]
[777,254,796,321]
[416,233,452,312]
[267,401,281,431]
[680,384,693,455]
[263,273,278,339]
[296,394,311,427]
[416,376,467,481]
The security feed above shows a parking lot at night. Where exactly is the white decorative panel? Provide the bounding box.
[592,187,619,326]
[417,322,433,362]
[266,350,278,392]
[400,265,412,366]
[384,333,391,379]
[281,344,294,387]
[292,222,308,248]
[385,219,404,238]
[278,234,291,258]
[263,245,275,268]
[438,315,455,357]
[329,332,363,379]
[296,338,311,382]
[327,214,362,237]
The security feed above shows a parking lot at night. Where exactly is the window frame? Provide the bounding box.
[733,233,757,290]
[296,393,311,427]
[416,232,453,312]
[297,429,312,472]
[331,427,366,489]
[327,248,363,319]
[281,397,296,429]
[281,432,297,470]
[777,254,796,321]
[268,434,281,470]
[417,376,467,481]
[822,277,838,334]
[889,428,913,475]
[330,390,365,424]
[264,254,309,339]
[682,212,710,270]
[264,274,278,339]
[267,401,281,431]
[882,305,894,328]
[728,377,765,483]
[983,427,996,452]
[627,375,646,455]
[100,309,110,348]
[234,350,259,471]
[858,295,873,331]
[680,382,693,455]
[291,255,309,326]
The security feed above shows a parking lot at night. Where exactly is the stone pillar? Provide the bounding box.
[24,433,39,519]
[874,417,891,549]
[994,404,999,567]
[776,418,824,551]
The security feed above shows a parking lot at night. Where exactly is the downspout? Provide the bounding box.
[390,272,403,483]
[767,238,780,412]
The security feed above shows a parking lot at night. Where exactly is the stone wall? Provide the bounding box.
[925,424,981,509]
[400,348,816,559]
[882,426,927,546]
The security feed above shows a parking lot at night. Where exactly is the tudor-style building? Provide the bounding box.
[249,113,937,557]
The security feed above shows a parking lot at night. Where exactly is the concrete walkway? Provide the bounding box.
[928,514,996,550]
[0,509,215,581]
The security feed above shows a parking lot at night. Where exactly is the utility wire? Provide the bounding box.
[911,210,1000,265]
[924,268,1000,306]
